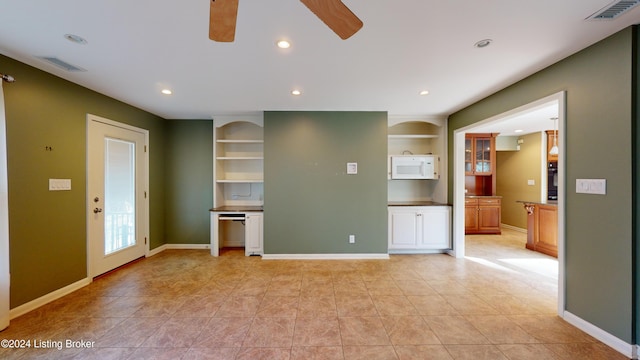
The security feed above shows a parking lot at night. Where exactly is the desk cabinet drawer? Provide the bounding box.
[478,198,500,205]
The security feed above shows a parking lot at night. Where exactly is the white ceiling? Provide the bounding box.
[468,101,559,137]
[0,1,639,121]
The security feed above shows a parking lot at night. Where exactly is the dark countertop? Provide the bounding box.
[210,205,264,212]
[388,201,451,207]
[516,200,558,206]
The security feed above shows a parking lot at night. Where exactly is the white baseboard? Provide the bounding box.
[500,223,527,233]
[148,243,210,257]
[9,277,91,320]
[563,310,636,359]
[262,253,390,260]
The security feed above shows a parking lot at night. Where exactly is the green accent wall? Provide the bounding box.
[264,111,388,254]
[165,120,213,244]
[0,55,167,308]
[448,27,635,343]
[496,133,543,229]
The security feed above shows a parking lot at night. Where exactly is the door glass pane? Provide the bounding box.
[104,138,136,255]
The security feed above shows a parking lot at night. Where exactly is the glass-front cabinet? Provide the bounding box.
[474,137,492,174]
[465,134,495,176]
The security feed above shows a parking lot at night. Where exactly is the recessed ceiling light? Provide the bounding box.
[161,89,172,95]
[291,89,301,96]
[277,40,291,49]
[474,39,492,48]
[419,90,429,96]
[64,33,88,45]
[514,129,523,133]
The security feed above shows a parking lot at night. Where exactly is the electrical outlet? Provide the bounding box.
[349,235,355,244]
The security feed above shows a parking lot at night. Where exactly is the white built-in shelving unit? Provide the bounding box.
[213,114,264,208]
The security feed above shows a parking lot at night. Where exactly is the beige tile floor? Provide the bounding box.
[0,228,628,359]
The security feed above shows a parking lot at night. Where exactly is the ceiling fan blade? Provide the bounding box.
[209,0,239,42]
[300,0,363,40]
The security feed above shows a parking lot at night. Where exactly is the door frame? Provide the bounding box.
[452,91,566,317]
[86,114,149,278]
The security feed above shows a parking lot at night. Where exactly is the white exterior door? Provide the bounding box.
[87,115,148,277]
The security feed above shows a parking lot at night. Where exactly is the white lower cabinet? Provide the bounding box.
[210,211,263,257]
[388,206,451,253]
[244,212,263,256]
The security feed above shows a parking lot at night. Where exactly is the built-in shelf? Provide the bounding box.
[213,115,264,208]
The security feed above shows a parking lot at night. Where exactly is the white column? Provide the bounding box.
[0,82,10,330]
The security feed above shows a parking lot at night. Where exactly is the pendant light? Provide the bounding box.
[549,117,559,156]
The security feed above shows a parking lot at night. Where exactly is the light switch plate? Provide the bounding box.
[527,179,535,186]
[576,179,606,195]
[347,162,358,175]
[49,178,71,191]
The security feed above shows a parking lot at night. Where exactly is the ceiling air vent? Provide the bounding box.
[36,57,86,72]
[586,0,640,20]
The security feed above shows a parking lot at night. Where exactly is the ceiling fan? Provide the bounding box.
[209,0,363,42]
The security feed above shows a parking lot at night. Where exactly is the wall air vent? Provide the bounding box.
[585,0,640,20]
[36,57,86,72]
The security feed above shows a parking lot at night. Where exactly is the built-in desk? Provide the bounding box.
[210,206,263,257]
[517,200,558,257]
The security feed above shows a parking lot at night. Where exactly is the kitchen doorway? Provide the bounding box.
[452,91,565,316]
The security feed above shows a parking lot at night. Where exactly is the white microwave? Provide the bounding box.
[390,155,438,179]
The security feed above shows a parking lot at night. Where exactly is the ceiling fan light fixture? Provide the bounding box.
[291,89,301,96]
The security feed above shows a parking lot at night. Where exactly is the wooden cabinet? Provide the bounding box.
[465,197,501,234]
[465,134,496,176]
[464,133,497,196]
[388,206,451,253]
[522,202,557,257]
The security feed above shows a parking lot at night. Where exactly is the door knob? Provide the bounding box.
[93,208,103,214]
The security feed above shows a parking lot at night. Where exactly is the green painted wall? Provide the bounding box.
[264,111,388,254]
[496,132,543,229]
[165,120,213,244]
[0,55,167,308]
[448,27,635,343]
